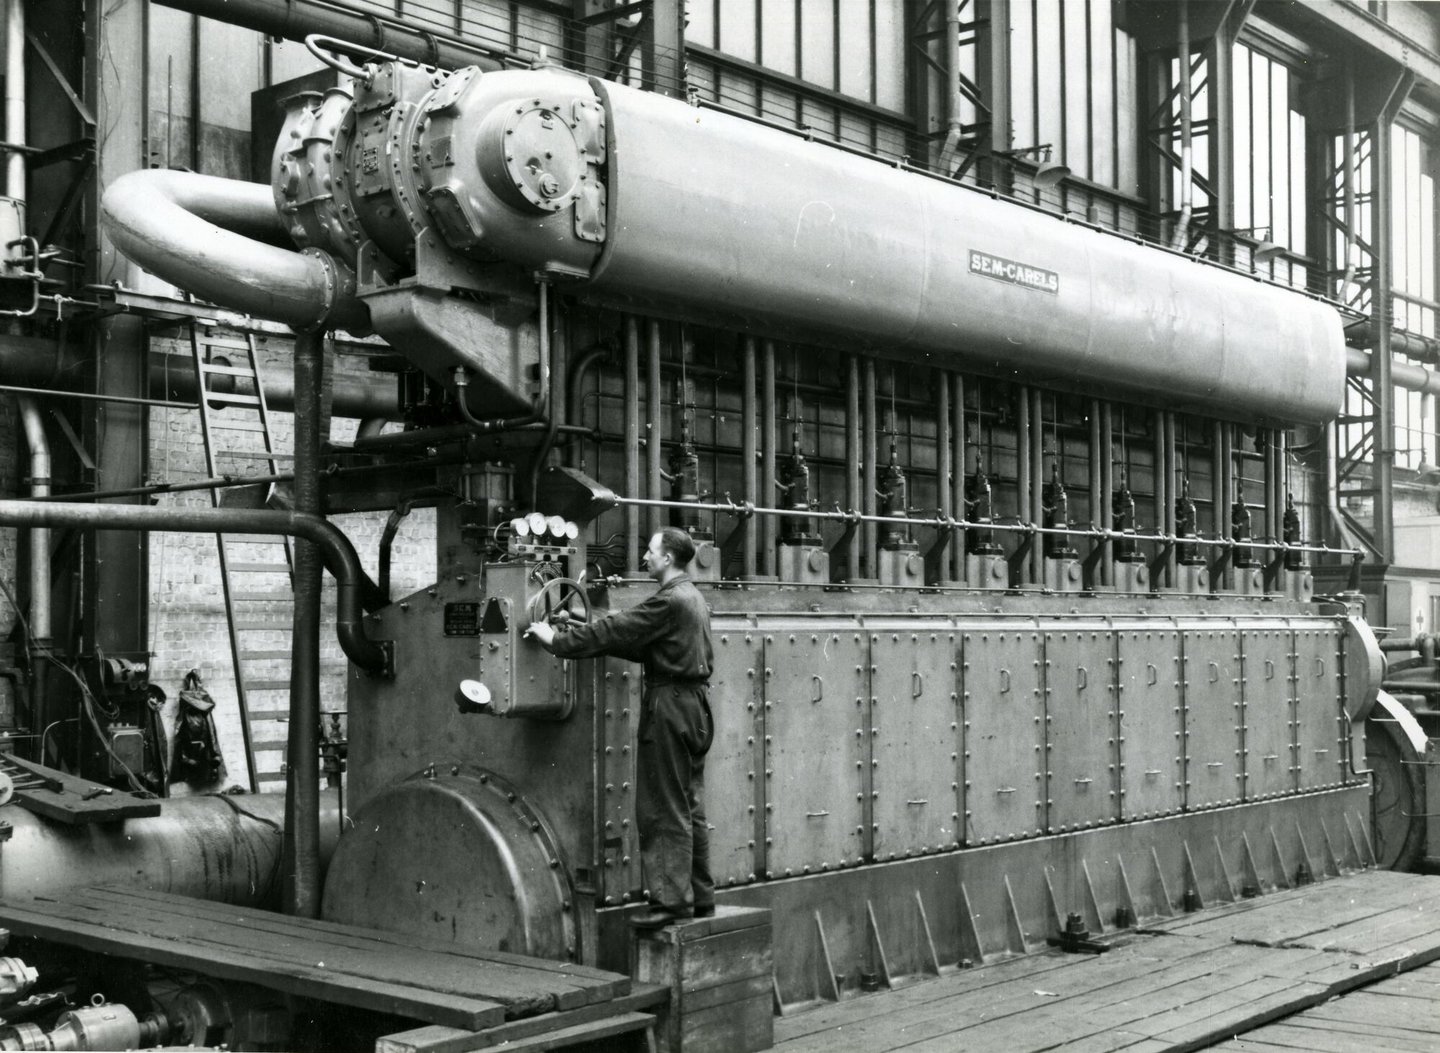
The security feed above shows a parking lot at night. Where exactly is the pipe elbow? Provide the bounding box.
[287,511,392,676]
[101,169,367,332]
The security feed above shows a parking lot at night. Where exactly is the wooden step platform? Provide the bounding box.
[0,887,633,1032]
[773,869,1440,1053]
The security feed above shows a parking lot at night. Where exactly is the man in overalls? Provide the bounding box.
[527,527,715,928]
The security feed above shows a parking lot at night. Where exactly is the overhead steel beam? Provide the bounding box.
[154,0,508,71]
[1280,1,1440,108]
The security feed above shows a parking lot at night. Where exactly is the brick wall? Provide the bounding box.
[147,332,435,792]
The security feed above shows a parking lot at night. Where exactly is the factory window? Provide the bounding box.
[685,0,909,158]
[1392,123,1438,471]
[1231,40,1308,288]
[1009,0,1138,194]
[1392,124,1437,340]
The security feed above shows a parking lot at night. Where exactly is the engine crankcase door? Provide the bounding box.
[763,628,867,877]
[1044,627,1120,833]
[1182,626,1244,809]
[1241,623,1297,800]
[870,628,960,860]
[1116,626,1184,821]
[1295,622,1346,791]
[321,766,573,960]
[962,627,1044,844]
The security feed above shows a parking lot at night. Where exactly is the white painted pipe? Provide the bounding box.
[15,397,48,642]
[5,0,23,203]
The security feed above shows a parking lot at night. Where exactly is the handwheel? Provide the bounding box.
[526,576,592,626]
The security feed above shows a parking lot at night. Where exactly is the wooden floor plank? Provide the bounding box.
[1046,1031,1174,1053]
[927,956,1301,1053]
[1141,982,1329,1047]
[1156,874,1435,947]
[1259,1019,1440,1053]
[76,889,595,1001]
[775,871,1440,1053]
[51,892,569,1013]
[91,886,626,994]
[776,937,1241,1053]
[772,949,1101,1042]
[1313,988,1440,1027]
[1214,1023,1367,1053]
[1303,905,1440,956]
[0,900,505,1030]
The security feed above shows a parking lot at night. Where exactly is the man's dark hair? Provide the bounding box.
[657,526,696,568]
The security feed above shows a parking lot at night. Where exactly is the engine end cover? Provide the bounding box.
[321,765,574,959]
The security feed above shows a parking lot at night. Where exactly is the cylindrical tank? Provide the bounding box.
[104,63,1348,425]
[0,793,340,906]
[581,81,1343,423]
[399,68,1346,424]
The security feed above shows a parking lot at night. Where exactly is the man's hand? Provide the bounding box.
[525,620,558,649]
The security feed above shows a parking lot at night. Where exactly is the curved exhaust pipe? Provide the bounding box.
[99,170,366,332]
[0,500,390,675]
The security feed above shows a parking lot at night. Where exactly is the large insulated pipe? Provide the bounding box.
[952,373,966,581]
[0,501,388,673]
[104,68,1348,427]
[5,0,23,212]
[150,353,399,419]
[1350,348,1440,398]
[1325,421,1365,554]
[15,399,48,644]
[99,171,362,332]
[754,344,777,576]
[646,322,663,541]
[283,329,325,919]
[862,360,877,574]
[588,80,1346,425]
[1017,387,1031,584]
[1029,388,1043,585]
[742,338,758,579]
[1170,0,1193,251]
[0,343,399,421]
[841,355,861,580]
[623,317,641,572]
[1089,400,1103,584]
[761,341,777,577]
[1100,403,1114,586]
[155,0,506,72]
[1161,411,1176,586]
[0,792,340,906]
[935,371,952,580]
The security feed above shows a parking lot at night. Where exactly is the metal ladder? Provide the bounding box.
[188,323,294,793]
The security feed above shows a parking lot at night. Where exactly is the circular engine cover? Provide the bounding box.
[321,766,574,959]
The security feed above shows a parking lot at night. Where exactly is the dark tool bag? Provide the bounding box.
[171,669,226,787]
